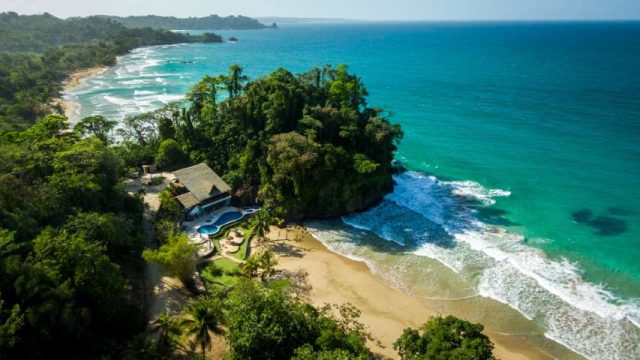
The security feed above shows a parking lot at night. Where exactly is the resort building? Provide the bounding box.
[172,163,232,218]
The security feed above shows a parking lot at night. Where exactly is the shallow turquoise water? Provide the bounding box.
[69,22,640,359]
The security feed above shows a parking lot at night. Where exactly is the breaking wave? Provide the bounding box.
[338,171,640,359]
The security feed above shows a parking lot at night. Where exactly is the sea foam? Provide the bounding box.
[339,171,640,360]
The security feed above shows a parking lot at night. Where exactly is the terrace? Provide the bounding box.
[182,206,259,259]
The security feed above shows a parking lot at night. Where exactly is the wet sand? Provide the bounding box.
[267,227,555,360]
[51,66,109,122]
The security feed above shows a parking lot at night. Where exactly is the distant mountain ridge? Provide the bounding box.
[102,15,268,30]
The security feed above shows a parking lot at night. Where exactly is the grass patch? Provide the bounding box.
[215,257,241,273]
[199,258,242,291]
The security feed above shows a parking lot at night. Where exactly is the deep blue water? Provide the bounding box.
[69,22,640,359]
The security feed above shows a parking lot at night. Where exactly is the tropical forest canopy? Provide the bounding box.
[0,115,147,358]
[0,13,498,360]
[103,14,270,30]
[0,12,221,132]
[118,64,403,219]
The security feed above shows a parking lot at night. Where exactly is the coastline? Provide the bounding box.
[266,227,554,360]
[51,66,110,122]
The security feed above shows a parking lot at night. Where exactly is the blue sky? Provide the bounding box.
[3,0,640,20]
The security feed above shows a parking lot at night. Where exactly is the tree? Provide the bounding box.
[241,250,278,281]
[143,232,197,287]
[266,132,319,214]
[218,64,248,98]
[393,316,495,360]
[181,295,226,360]
[225,280,315,359]
[157,186,182,222]
[151,312,183,355]
[187,75,219,117]
[74,115,117,144]
[224,280,373,360]
[249,208,273,242]
[0,295,24,352]
[155,139,188,169]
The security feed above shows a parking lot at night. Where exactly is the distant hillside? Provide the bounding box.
[104,15,267,30]
[0,12,127,51]
[0,12,221,130]
[0,12,219,52]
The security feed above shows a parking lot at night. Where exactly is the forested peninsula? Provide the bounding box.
[124,65,403,219]
[103,14,270,30]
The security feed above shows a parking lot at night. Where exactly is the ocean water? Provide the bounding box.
[67,22,640,359]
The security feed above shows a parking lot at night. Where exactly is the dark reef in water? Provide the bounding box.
[571,209,593,223]
[571,208,628,236]
[588,216,628,236]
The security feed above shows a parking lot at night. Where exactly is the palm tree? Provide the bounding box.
[218,64,248,98]
[151,312,182,354]
[181,296,226,360]
[250,209,272,242]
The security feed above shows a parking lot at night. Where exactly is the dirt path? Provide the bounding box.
[124,173,190,321]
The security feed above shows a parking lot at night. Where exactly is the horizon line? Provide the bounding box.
[3,11,640,22]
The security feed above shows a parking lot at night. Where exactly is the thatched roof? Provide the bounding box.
[173,163,231,208]
[175,192,200,209]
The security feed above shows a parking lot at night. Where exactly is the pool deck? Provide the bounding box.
[182,206,257,248]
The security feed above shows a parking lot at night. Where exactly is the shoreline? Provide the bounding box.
[266,227,556,360]
[51,66,110,123]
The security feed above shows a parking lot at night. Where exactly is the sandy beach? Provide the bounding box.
[51,66,109,122]
[266,227,554,360]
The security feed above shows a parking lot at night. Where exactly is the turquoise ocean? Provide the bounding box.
[67,22,640,359]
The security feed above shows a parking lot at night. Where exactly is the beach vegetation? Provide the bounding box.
[224,280,374,360]
[393,315,495,360]
[241,250,278,281]
[150,312,184,356]
[180,294,226,360]
[249,208,274,241]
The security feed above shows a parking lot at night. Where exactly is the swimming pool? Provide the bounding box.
[197,224,220,235]
[197,211,244,235]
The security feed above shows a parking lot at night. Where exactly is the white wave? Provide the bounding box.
[103,95,129,106]
[385,172,449,224]
[134,90,157,96]
[156,94,184,104]
[121,79,146,85]
[340,171,640,360]
[480,261,640,359]
[141,59,160,70]
[445,180,511,206]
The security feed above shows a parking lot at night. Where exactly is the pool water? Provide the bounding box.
[197,211,244,235]
[197,224,220,235]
